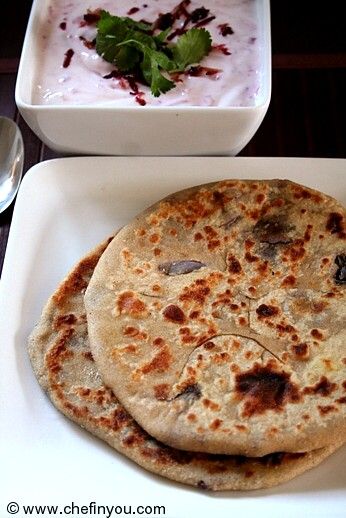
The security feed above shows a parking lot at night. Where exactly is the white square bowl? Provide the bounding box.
[15,0,271,156]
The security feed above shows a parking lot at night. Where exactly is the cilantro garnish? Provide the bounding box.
[96,10,212,97]
[172,28,212,71]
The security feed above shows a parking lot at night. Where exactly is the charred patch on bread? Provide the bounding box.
[228,255,242,274]
[235,364,301,417]
[163,304,186,323]
[326,213,344,234]
[291,342,310,360]
[158,260,206,275]
[303,376,337,397]
[263,451,306,467]
[256,304,279,318]
[253,216,294,245]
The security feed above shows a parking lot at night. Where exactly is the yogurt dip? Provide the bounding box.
[34,0,262,107]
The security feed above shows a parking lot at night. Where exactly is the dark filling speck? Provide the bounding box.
[175,383,202,400]
[158,260,206,275]
[335,254,346,284]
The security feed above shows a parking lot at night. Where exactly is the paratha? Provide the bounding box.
[28,239,343,491]
[85,179,346,456]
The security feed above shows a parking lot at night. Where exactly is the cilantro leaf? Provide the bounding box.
[96,12,140,70]
[142,49,175,97]
[172,28,212,70]
[154,28,171,45]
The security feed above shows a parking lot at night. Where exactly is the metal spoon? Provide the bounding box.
[0,116,24,214]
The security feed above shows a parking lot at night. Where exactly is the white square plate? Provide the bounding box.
[1,157,345,518]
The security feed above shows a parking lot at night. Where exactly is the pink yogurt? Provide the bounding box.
[34,0,262,107]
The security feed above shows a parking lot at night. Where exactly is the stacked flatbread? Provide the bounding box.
[29,179,346,490]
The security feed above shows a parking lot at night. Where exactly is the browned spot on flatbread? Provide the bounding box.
[123,326,147,340]
[281,275,296,287]
[209,418,223,431]
[228,255,242,274]
[53,246,110,306]
[53,313,77,330]
[154,383,170,400]
[179,283,211,305]
[117,291,147,317]
[291,343,309,360]
[245,252,259,263]
[318,404,337,416]
[202,398,221,411]
[203,341,216,350]
[235,363,301,418]
[235,424,247,432]
[98,408,131,431]
[286,243,306,262]
[303,376,337,397]
[45,329,75,375]
[83,351,94,361]
[140,346,171,375]
[310,329,324,340]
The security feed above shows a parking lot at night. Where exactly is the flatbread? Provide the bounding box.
[28,239,343,491]
[85,179,346,456]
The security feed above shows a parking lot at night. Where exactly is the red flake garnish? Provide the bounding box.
[83,10,101,25]
[213,44,231,55]
[194,15,216,28]
[218,23,234,37]
[127,7,140,15]
[79,36,96,49]
[187,65,220,77]
[63,49,74,68]
[136,95,146,106]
